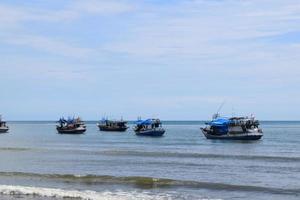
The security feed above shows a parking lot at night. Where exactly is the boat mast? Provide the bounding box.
[213,101,226,119]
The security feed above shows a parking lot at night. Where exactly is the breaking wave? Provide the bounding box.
[0,185,170,200]
[0,172,299,195]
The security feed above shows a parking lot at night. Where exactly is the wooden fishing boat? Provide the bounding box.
[134,119,165,136]
[0,115,9,133]
[56,117,86,134]
[97,119,128,132]
[201,115,263,140]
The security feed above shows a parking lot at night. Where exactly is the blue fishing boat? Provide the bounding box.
[201,115,263,140]
[0,115,9,133]
[56,117,86,134]
[134,119,165,136]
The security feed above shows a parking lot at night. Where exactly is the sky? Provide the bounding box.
[1,0,300,120]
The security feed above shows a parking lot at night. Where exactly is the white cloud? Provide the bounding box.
[4,35,93,58]
[0,0,134,24]
[104,0,300,58]
[71,0,134,15]
[31,0,135,22]
[0,1,135,58]
[1,0,300,119]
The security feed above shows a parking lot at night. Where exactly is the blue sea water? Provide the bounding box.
[0,121,299,200]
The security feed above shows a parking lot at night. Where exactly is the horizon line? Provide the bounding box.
[5,119,300,122]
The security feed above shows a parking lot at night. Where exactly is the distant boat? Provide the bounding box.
[134,118,165,136]
[201,115,263,140]
[97,118,128,132]
[56,117,86,134]
[0,115,9,133]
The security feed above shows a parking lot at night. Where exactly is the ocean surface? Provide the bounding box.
[0,121,299,200]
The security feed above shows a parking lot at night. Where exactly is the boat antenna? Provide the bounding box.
[213,100,226,119]
[217,100,226,114]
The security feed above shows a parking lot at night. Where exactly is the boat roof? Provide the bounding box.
[229,117,246,120]
[135,119,161,125]
[100,119,127,123]
[207,116,257,126]
[58,117,83,124]
[207,118,230,126]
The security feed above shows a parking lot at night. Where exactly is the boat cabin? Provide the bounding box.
[0,121,7,128]
[57,117,85,128]
[99,119,127,128]
[205,116,261,135]
[134,119,162,131]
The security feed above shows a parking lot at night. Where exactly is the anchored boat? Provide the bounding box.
[56,117,86,134]
[134,119,165,136]
[201,115,263,140]
[97,118,128,132]
[0,115,9,133]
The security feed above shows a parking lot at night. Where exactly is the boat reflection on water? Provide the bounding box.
[56,117,86,134]
[134,118,165,137]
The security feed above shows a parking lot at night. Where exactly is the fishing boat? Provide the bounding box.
[134,119,165,136]
[0,115,9,133]
[56,117,86,134]
[97,118,128,132]
[201,115,263,140]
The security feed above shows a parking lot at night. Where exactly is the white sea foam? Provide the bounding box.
[0,185,170,200]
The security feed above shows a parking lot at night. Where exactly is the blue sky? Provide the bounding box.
[1,0,300,120]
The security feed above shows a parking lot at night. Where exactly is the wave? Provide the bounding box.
[88,150,300,162]
[2,145,299,163]
[0,172,299,195]
[0,147,30,152]
[2,146,299,162]
[0,185,167,200]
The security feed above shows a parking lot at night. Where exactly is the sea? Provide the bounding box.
[0,121,299,200]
